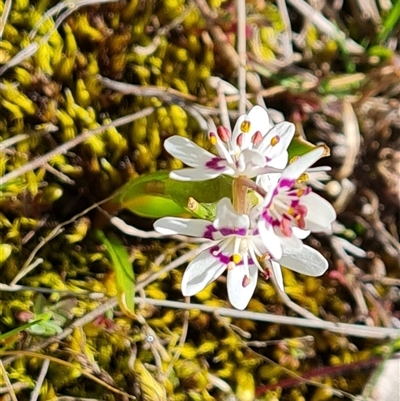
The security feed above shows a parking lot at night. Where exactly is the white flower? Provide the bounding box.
[154,194,333,309]
[154,198,267,310]
[258,147,337,261]
[164,105,295,181]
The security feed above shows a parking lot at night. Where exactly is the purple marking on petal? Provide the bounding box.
[209,245,220,255]
[279,178,295,188]
[262,211,279,226]
[205,157,226,171]
[208,246,230,264]
[219,227,247,236]
[208,246,255,266]
[203,224,218,240]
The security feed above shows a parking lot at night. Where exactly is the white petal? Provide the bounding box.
[271,260,284,291]
[257,173,281,193]
[280,245,329,276]
[154,217,210,237]
[302,192,336,232]
[231,114,248,149]
[292,227,310,239]
[247,105,271,136]
[214,198,250,231]
[281,147,325,182]
[258,223,282,260]
[164,136,216,167]
[267,151,288,170]
[236,149,266,176]
[208,121,234,161]
[181,248,227,296]
[279,234,304,251]
[227,264,258,310]
[231,106,272,151]
[170,167,230,182]
[257,122,295,160]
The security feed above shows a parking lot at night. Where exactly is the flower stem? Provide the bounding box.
[232,177,247,214]
[233,177,267,214]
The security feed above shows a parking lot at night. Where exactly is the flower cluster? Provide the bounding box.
[155,106,336,310]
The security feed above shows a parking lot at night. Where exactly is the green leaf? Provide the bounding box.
[108,171,232,219]
[165,175,232,209]
[96,230,135,317]
[288,136,330,161]
[377,0,400,42]
[110,172,187,218]
[0,319,43,342]
[287,136,316,159]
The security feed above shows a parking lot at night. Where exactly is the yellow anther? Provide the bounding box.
[297,188,305,196]
[209,134,217,145]
[287,207,295,215]
[297,173,309,183]
[232,254,242,264]
[240,120,251,133]
[270,135,280,146]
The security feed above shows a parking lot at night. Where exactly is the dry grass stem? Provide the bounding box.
[1,107,155,186]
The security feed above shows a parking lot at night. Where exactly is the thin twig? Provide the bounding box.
[44,164,76,185]
[276,0,294,61]
[1,351,135,400]
[237,0,247,115]
[217,82,232,131]
[0,0,12,39]
[336,99,361,180]
[0,283,95,296]
[0,382,30,395]
[287,0,364,54]
[10,258,44,286]
[0,0,119,75]
[0,134,29,150]
[30,359,50,401]
[2,244,209,367]
[271,273,323,321]
[133,297,400,339]
[0,360,18,401]
[165,299,190,377]
[1,107,155,186]
[10,196,114,285]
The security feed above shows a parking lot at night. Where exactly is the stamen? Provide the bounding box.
[297,173,309,183]
[261,268,271,280]
[296,188,305,197]
[209,132,218,145]
[242,275,250,287]
[240,120,251,133]
[217,126,231,142]
[297,216,306,229]
[232,253,242,264]
[236,133,243,147]
[281,218,292,236]
[270,135,280,146]
[252,131,262,145]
